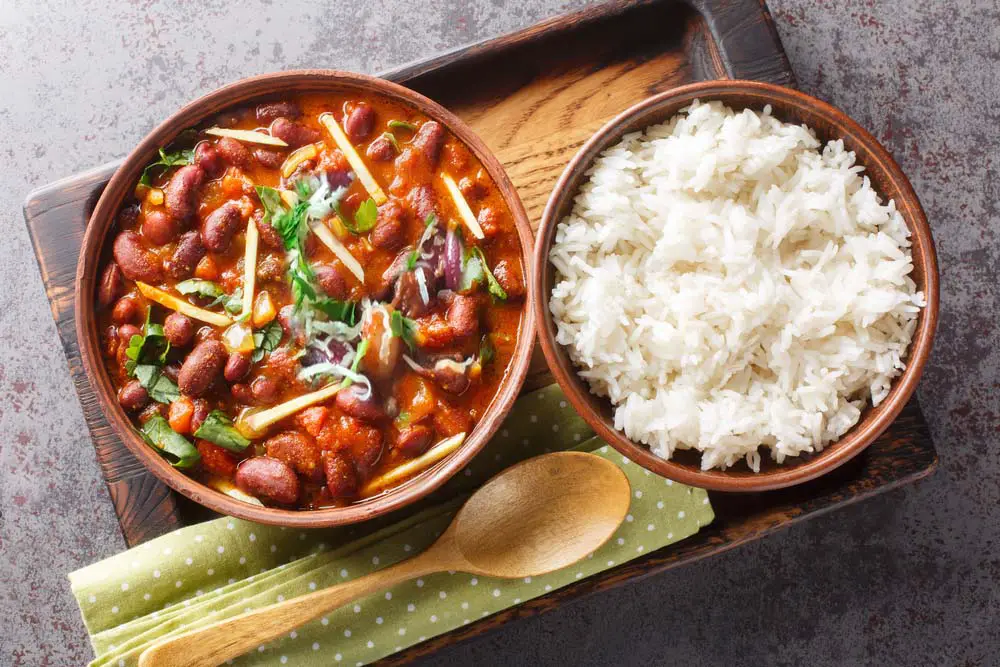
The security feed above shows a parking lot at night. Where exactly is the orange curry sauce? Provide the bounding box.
[97,92,525,509]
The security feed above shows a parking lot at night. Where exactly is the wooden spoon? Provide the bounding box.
[138,452,631,667]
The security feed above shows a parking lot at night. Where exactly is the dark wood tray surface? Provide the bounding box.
[23,0,936,662]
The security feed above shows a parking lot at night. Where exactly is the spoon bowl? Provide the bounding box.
[139,452,631,667]
[451,452,631,578]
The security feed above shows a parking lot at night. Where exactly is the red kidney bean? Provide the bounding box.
[405,184,439,223]
[118,204,140,229]
[162,363,181,383]
[111,296,141,325]
[201,202,243,253]
[394,424,434,458]
[194,325,219,344]
[163,164,205,221]
[230,382,253,405]
[256,101,301,124]
[194,142,224,179]
[118,380,149,411]
[142,209,180,246]
[250,376,279,404]
[411,121,444,167]
[477,206,501,238]
[392,271,433,318]
[344,103,375,141]
[447,294,480,338]
[256,253,285,283]
[163,312,194,347]
[113,230,162,283]
[269,118,321,148]
[224,352,251,382]
[335,384,386,422]
[324,451,359,498]
[265,431,323,481]
[164,230,206,280]
[118,324,141,343]
[177,339,226,397]
[214,137,252,170]
[253,147,285,169]
[458,176,488,201]
[254,211,284,251]
[366,135,395,162]
[492,259,524,299]
[98,263,123,308]
[313,264,348,300]
[235,457,300,505]
[103,325,120,358]
[371,200,406,251]
[190,399,210,432]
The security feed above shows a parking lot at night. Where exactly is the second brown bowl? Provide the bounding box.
[533,80,939,492]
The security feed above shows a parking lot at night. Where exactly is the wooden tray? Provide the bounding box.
[23,0,937,661]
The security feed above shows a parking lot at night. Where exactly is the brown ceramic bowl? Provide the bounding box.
[534,80,938,492]
[75,70,535,526]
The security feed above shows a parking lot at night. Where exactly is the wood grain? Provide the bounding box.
[20,0,938,662]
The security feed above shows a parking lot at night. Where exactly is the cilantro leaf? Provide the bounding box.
[139,148,194,187]
[471,247,507,301]
[193,410,250,452]
[140,415,200,469]
[313,298,356,326]
[389,310,419,352]
[255,185,285,224]
[459,248,485,292]
[251,320,284,363]
[341,198,378,234]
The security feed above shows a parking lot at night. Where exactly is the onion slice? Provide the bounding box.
[442,173,484,240]
[443,225,463,290]
[360,432,467,497]
[205,127,288,147]
[310,220,365,283]
[135,282,233,327]
[318,112,387,205]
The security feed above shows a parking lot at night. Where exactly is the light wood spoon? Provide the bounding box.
[138,451,631,667]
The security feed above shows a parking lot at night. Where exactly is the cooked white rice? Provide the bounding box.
[549,100,925,471]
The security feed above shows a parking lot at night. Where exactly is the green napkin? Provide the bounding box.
[69,385,713,666]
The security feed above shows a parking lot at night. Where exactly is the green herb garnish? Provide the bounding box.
[380,131,400,152]
[459,248,485,292]
[132,364,181,404]
[389,310,419,352]
[479,334,496,366]
[140,415,200,468]
[338,197,378,235]
[313,298,357,326]
[472,247,507,301]
[139,147,194,187]
[251,320,284,363]
[388,120,417,132]
[124,308,171,375]
[256,185,316,310]
[193,410,251,452]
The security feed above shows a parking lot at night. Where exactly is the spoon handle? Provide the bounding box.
[138,553,440,667]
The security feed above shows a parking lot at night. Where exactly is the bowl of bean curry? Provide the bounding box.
[76,71,534,527]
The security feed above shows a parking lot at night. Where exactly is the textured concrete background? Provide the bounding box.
[1,0,997,664]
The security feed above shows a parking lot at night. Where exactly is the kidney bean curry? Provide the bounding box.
[97,93,525,509]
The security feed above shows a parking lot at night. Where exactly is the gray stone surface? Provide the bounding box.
[1,0,997,664]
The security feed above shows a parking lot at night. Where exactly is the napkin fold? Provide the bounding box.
[69,385,714,666]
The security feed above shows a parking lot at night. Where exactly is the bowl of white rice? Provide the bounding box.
[534,81,938,491]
